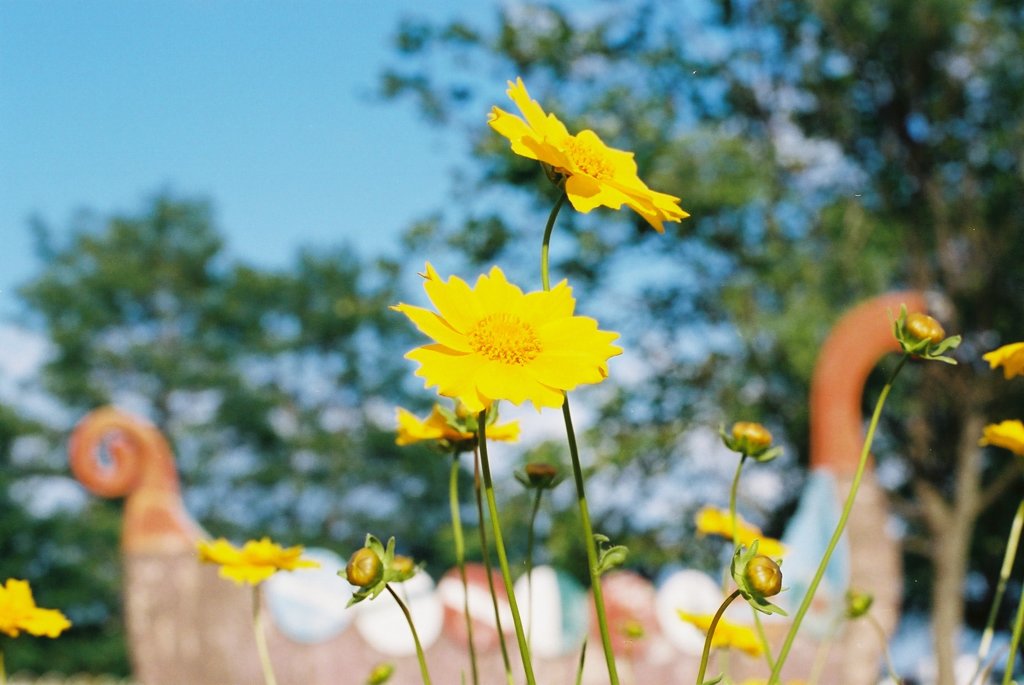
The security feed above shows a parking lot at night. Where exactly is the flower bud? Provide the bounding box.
[845,589,874,619]
[346,547,383,588]
[905,312,945,345]
[390,554,416,580]
[366,663,395,684]
[525,462,559,488]
[732,422,772,450]
[745,555,783,598]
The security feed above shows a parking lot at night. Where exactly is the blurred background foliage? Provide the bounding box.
[1,1,1023,683]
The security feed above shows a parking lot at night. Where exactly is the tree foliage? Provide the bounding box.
[378,2,1024,681]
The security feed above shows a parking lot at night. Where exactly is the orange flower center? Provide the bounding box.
[564,136,614,179]
[468,313,542,365]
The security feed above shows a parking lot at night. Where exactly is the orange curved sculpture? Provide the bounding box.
[69,406,205,554]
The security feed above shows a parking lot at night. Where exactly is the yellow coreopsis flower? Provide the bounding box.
[395,405,520,446]
[979,420,1024,457]
[392,263,622,413]
[0,578,71,638]
[983,342,1024,380]
[488,77,689,233]
[695,505,787,559]
[198,537,320,586]
[677,610,763,658]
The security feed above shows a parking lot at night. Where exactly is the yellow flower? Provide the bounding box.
[983,342,1024,380]
[979,420,1024,457]
[395,405,520,446]
[198,537,320,586]
[0,578,71,638]
[488,77,689,233]
[392,263,622,413]
[677,611,763,657]
[695,505,787,558]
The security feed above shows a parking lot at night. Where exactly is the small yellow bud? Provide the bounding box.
[845,589,874,619]
[391,555,416,578]
[366,663,395,684]
[346,547,383,588]
[905,312,945,344]
[732,421,773,452]
[745,555,783,598]
[525,462,559,488]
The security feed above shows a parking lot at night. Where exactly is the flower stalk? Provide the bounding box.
[450,455,480,685]
[385,584,433,685]
[1003,578,1024,685]
[478,411,537,685]
[971,499,1024,684]
[252,587,279,685]
[695,589,742,685]
[768,354,908,683]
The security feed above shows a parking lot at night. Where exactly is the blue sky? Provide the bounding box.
[0,1,493,318]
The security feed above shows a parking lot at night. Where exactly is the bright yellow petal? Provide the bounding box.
[983,342,1024,380]
[406,344,491,412]
[419,263,483,334]
[488,105,542,160]
[220,564,277,586]
[473,266,526,312]
[485,420,521,442]
[980,420,1024,457]
[395,407,442,445]
[391,303,473,352]
[21,607,71,638]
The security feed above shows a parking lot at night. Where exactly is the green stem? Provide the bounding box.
[752,609,775,671]
[575,639,588,685]
[695,589,742,685]
[386,584,433,685]
[473,448,515,685]
[450,455,480,685]
[563,397,621,685]
[768,354,908,683]
[1003,577,1024,685]
[866,613,901,683]
[540,190,568,292]
[253,586,279,685]
[478,411,537,685]
[0,646,5,685]
[971,499,1024,685]
[526,487,544,645]
[728,454,747,550]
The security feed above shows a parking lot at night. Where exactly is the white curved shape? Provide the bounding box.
[654,569,724,655]
[264,547,357,644]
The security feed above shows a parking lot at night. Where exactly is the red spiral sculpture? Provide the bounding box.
[69,406,204,554]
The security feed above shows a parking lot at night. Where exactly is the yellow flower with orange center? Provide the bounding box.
[695,505,787,558]
[488,77,689,233]
[979,420,1024,457]
[392,263,622,413]
[677,610,763,657]
[0,578,71,638]
[395,405,520,446]
[198,537,320,586]
[983,342,1024,380]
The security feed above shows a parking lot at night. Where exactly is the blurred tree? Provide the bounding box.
[378,2,1024,683]
[9,193,452,674]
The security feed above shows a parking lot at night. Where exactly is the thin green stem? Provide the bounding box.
[450,455,479,685]
[753,609,775,671]
[386,584,433,685]
[252,586,279,685]
[768,354,908,683]
[473,447,515,685]
[866,613,901,683]
[574,639,588,685]
[695,589,742,685]
[728,454,747,549]
[1003,579,1024,685]
[563,397,621,685]
[526,487,544,644]
[540,190,568,292]
[971,499,1024,685]
[478,411,537,685]
[0,646,5,685]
